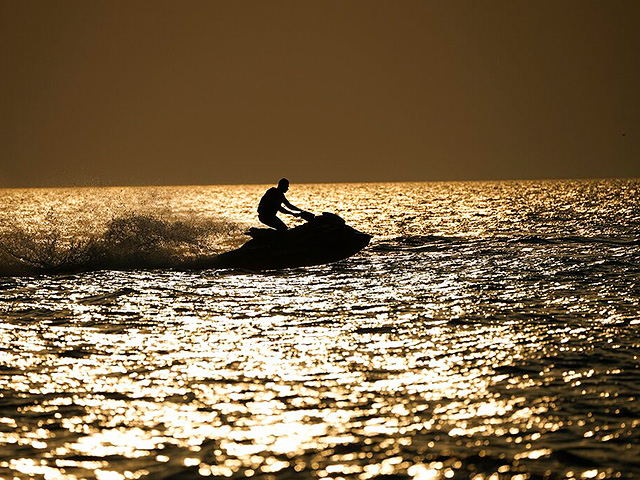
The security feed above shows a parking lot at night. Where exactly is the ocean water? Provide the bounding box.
[0,179,639,480]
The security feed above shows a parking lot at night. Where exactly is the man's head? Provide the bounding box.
[277,178,290,192]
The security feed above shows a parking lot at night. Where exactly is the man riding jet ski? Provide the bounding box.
[257,178,315,231]
[201,178,371,270]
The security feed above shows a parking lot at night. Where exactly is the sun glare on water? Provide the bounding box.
[1,181,639,478]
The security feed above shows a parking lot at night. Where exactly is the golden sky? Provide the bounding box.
[1,0,638,187]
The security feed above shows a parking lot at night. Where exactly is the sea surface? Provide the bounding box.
[0,180,639,480]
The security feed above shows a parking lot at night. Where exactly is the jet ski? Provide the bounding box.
[206,212,371,270]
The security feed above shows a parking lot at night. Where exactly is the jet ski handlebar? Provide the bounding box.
[297,211,316,222]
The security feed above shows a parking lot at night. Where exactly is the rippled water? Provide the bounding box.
[1,180,639,479]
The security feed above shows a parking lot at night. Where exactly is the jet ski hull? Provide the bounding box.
[204,213,371,271]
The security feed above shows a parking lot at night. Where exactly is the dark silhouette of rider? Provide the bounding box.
[258,178,304,231]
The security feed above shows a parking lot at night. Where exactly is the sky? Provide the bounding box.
[1,0,638,187]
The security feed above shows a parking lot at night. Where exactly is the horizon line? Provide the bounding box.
[1,175,638,190]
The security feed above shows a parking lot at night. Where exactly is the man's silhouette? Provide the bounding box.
[258,178,303,231]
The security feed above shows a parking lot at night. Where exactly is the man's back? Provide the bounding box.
[258,187,283,216]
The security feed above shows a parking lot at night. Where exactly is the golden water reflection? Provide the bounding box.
[2,297,627,479]
[1,181,639,478]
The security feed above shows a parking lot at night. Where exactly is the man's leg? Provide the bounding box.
[259,215,287,232]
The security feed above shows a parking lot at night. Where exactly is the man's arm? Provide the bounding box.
[279,196,303,215]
